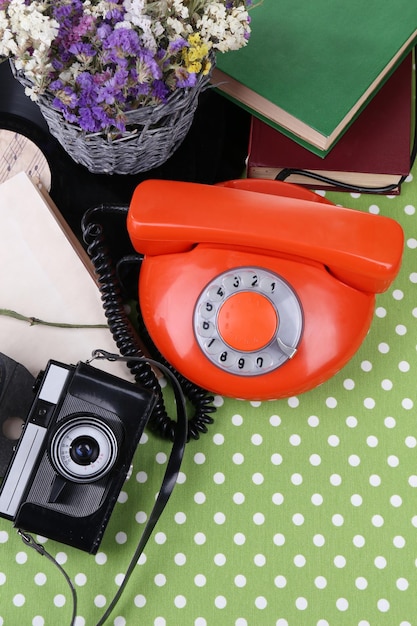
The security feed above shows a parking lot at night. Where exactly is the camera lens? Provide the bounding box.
[70,436,100,465]
[49,416,118,483]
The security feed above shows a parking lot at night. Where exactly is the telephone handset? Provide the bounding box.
[127,179,403,400]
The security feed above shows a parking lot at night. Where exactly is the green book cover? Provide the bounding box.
[213,0,417,155]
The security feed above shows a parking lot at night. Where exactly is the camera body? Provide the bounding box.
[0,354,156,553]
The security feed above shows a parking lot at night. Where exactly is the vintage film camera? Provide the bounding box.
[0,352,156,553]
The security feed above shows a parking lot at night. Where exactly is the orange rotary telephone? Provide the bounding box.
[127,179,403,400]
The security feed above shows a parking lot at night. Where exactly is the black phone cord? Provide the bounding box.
[81,204,216,442]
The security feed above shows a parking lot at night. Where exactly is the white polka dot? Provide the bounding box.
[0,531,8,543]
[330,474,342,486]
[356,577,368,590]
[377,599,390,612]
[254,554,266,567]
[393,289,404,300]
[327,435,340,447]
[253,513,265,525]
[75,573,87,586]
[313,534,325,547]
[16,551,28,564]
[311,493,323,506]
[387,455,400,467]
[213,472,225,484]
[133,594,146,609]
[271,453,283,465]
[294,554,306,567]
[390,495,402,507]
[405,436,417,448]
[194,574,207,587]
[176,472,186,484]
[175,512,187,524]
[343,378,355,390]
[378,342,390,354]
[351,494,363,506]
[334,555,346,568]
[372,515,384,527]
[94,595,107,608]
[232,414,243,426]
[214,512,226,525]
[233,533,246,546]
[288,396,299,408]
[310,454,321,467]
[274,575,287,588]
[361,360,373,372]
[136,471,148,483]
[289,434,301,446]
[332,514,344,527]
[396,324,407,335]
[233,492,245,504]
[295,597,308,610]
[174,595,187,608]
[233,453,244,465]
[251,434,263,445]
[336,598,349,611]
[13,594,25,607]
[234,575,246,588]
[375,306,387,317]
[369,474,381,486]
[95,552,107,565]
[353,535,365,548]
[155,532,167,545]
[118,491,128,503]
[213,433,224,445]
[393,536,406,548]
[402,398,414,410]
[315,576,327,589]
[399,360,410,372]
[374,556,387,569]
[366,436,378,448]
[384,417,396,428]
[291,473,303,485]
[396,577,409,590]
[348,454,361,467]
[326,397,337,409]
[405,204,416,215]
[308,415,319,427]
[215,596,227,609]
[292,513,304,526]
[194,492,206,504]
[269,415,281,427]
[156,451,167,464]
[214,553,226,566]
[255,596,267,609]
[273,533,286,546]
[252,473,264,485]
[194,533,206,545]
[346,416,358,428]
[193,453,205,465]
[174,553,186,566]
[55,552,67,565]
[364,397,376,409]
[34,573,47,586]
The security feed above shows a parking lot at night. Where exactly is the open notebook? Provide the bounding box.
[0,171,129,380]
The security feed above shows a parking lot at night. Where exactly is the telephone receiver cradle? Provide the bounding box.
[126,178,404,400]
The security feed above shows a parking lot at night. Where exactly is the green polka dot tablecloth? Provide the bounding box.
[1,164,417,626]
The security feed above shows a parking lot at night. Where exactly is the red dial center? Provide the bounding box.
[217,291,278,352]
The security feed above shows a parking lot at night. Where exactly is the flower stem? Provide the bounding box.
[0,308,108,329]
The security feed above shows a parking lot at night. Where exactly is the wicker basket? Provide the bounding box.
[11,62,213,175]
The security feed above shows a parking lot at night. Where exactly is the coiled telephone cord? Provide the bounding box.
[81,204,216,441]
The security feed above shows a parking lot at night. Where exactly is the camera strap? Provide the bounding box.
[17,349,188,626]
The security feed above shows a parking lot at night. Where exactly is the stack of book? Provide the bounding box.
[212,0,417,194]
[246,54,413,195]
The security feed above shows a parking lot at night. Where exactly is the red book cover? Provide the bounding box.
[247,53,413,194]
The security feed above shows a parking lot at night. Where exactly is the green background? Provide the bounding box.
[1,163,417,625]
